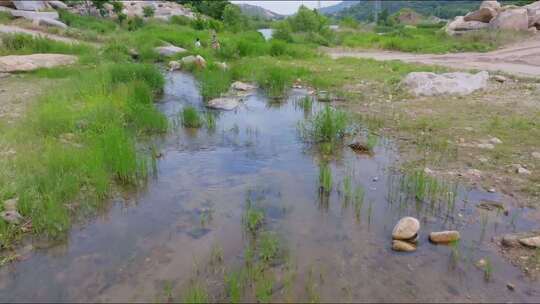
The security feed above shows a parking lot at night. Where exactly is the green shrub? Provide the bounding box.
[143,6,155,18]
[170,15,192,26]
[256,66,294,98]
[106,63,164,91]
[127,16,145,31]
[59,10,117,34]
[195,67,232,101]
[102,41,131,62]
[269,40,287,57]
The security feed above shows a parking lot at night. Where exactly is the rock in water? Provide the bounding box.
[392,240,417,252]
[1,210,23,224]
[231,81,256,92]
[181,55,206,69]
[429,231,461,243]
[402,71,489,97]
[168,60,181,71]
[0,54,77,72]
[155,45,187,57]
[392,217,420,240]
[518,236,540,248]
[489,8,529,31]
[206,97,239,111]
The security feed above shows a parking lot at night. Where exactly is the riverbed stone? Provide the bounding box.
[231,81,256,92]
[403,71,489,97]
[0,54,78,72]
[181,55,206,68]
[502,234,521,247]
[518,236,540,248]
[392,217,420,240]
[206,97,239,111]
[429,231,461,243]
[1,210,22,224]
[168,60,181,71]
[392,240,417,252]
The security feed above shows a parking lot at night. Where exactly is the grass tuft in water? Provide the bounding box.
[181,106,203,128]
[319,163,333,196]
[182,283,208,303]
[243,204,264,234]
[300,106,349,144]
[354,185,365,221]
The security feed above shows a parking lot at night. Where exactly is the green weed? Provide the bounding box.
[225,271,244,303]
[244,206,264,234]
[319,163,332,195]
[300,106,349,143]
[182,283,208,303]
[181,106,203,128]
[258,232,280,263]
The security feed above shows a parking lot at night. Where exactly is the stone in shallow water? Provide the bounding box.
[392,240,416,252]
[518,236,540,248]
[206,97,239,111]
[392,217,420,240]
[429,231,461,244]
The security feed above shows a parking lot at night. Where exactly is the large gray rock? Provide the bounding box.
[206,97,240,111]
[392,217,420,240]
[489,8,529,31]
[11,9,59,20]
[403,71,489,97]
[464,7,497,23]
[33,17,68,29]
[519,236,540,248]
[181,55,206,68]
[1,210,22,224]
[12,0,48,11]
[47,0,68,10]
[155,45,187,57]
[446,16,489,35]
[0,54,77,72]
[524,1,540,27]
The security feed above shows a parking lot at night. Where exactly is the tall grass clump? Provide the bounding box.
[181,106,203,128]
[300,106,349,143]
[319,163,332,195]
[1,63,166,244]
[0,34,94,56]
[59,10,117,34]
[256,66,294,98]
[195,67,233,101]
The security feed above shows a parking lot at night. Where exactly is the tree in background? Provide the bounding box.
[222,4,248,32]
[178,0,230,20]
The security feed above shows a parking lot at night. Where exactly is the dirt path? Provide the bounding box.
[0,25,85,45]
[325,36,540,78]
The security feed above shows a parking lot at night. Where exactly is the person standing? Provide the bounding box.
[195,37,201,48]
[211,32,220,50]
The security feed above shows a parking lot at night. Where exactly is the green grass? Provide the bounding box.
[181,106,204,128]
[182,283,209,303]
[0,34,95,58]
[244,206,264,234]
[354,185,365,220]
[0,11,13,24]
[0,63,166,245]
[258,232,280,263]
[319,163,333,195]
[300,106,349,144]
[338,26,530,54]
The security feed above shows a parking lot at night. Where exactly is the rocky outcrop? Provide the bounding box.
[392,217,420,240]
[0,54,77,72]
[12,0,48,11]
[446,1,539,35]
[489,8,529,31]
[402,71,489,97]
[464,7,498,23]
[10,9,58,20]
[446,16,489,35]
[33,17,67,29]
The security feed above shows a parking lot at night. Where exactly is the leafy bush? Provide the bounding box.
[269,40,287,57]
[143,6,155,18]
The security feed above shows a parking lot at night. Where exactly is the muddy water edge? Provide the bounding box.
[0,71,538,302]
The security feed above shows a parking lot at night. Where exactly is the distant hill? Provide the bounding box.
[318,1,362,15]
[236,3,284,20]
[323,1,481,20]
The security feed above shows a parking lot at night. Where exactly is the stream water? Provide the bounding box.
[0,72,539,302]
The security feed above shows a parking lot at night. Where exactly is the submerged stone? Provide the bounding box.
[392,240,417,252]
[392,217,420,240]
[518,236,540,248]
[429,231,461,243]
[206,97,239,111]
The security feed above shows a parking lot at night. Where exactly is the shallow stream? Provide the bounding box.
[0,72,538,302]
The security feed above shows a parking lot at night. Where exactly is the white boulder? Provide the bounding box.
[0,54,77,72]
[403,71,489,97]
[489,8,529,31]
[392,217,420,240]
[155,45,187,57]
[11,9,58,20]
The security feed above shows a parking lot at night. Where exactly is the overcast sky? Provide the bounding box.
[231,1,342,15]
